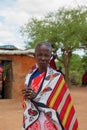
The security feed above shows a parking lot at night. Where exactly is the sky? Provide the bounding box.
[0,0,87,50]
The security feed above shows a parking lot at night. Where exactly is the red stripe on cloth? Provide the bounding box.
[60,94,71,120]
[31,72,45,92]
[65,106,75,129]
[72,119,78,130]
[47,75,63,106]
[53,83,67,110]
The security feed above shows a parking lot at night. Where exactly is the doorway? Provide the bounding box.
[1,59,13,99]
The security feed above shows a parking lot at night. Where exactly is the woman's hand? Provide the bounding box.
[22,88,36,100]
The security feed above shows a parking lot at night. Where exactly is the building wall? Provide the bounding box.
[12,55,36,99]
[0,54,36,99]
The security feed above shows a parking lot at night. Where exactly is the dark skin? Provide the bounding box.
[22,44,52,100]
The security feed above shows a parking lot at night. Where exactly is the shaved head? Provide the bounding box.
[35,41,52,54]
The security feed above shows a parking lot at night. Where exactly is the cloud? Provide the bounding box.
[0,0,87,49]
[16,0,87,15]
[0,6,27,49]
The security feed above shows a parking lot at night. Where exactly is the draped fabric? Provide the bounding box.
[49,57,57,70]
[30,71,45,93]
[22,65,79,130]
[0,64,4,98]
[47,75,79,130]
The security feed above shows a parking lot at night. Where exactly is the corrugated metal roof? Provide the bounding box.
[0,45,18,50]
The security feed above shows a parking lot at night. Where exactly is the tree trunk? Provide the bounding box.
[62,49,72,87]
[64,64,70,87]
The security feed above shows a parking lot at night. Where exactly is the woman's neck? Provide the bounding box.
[38,67,47,73]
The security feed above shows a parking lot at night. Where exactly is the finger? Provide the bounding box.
[22,91,26,95]
[27,88,34,92]
[22,89,26,93]
[24,95,30,100]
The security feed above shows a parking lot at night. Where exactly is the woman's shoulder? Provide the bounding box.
[48,66,62,77]
[26,64,37,75]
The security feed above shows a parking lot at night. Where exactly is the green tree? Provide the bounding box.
[21,7,87,86]
[56,54,83,85]
[81,54,87,70]
[69,54,83,85]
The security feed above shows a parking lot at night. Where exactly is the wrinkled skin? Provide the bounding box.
[22,88,36,100]
[35,44,51,73]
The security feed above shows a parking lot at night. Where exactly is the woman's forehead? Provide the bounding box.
[36,44,52,52]
[40,44,50,49]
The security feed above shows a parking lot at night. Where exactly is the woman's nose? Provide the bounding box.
[41,56,45,60]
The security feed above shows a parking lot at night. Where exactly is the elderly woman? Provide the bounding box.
[22,42,79,130]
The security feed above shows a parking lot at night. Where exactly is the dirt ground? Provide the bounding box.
[0,87,87,130]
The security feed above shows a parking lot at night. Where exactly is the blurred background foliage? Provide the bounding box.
[21,6,87,86]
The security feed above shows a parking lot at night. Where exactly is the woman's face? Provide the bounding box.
[35,44,51,71]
